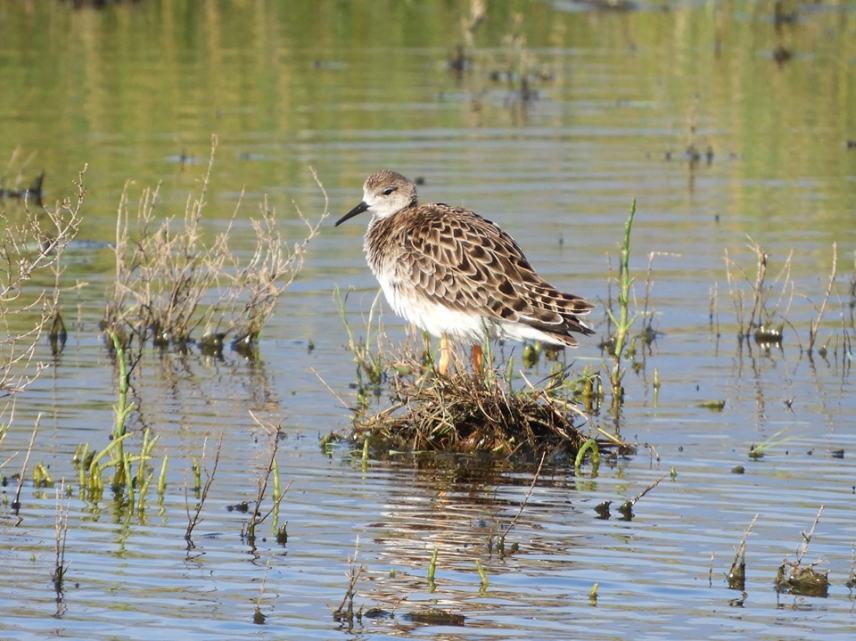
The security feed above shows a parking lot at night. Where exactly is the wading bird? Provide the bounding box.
[336,170,593,375]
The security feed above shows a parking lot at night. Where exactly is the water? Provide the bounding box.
[1,1,855,639]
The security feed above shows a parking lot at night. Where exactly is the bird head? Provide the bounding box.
[335,170,417,226]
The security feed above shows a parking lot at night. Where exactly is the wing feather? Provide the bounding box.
[397,205,593,341]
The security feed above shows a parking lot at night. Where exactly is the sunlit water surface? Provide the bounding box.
[1,2,855,640]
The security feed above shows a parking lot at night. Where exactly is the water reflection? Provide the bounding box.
[2,1,856,640]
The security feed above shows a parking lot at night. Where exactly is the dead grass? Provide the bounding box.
[1,165,82,427]
[103,135,327,355]
[349,346,620,459]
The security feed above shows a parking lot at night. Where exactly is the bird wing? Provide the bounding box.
[400,205,593,334]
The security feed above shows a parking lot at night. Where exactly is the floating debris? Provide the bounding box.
[404,609,466,626]
[698,399,726,411]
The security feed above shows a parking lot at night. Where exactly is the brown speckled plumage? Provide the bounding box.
[338,170,594,347]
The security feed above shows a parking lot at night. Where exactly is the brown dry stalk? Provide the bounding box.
[746,238,768,333]
[498,451,546,551]
[795,505,824,565]
[808,243,837,356]
[333,535,364,624]
[244,413,291,543]
[1,169,82,397]
[184,434,223,549]
[12,412,41,515]
[104,141,327,352]
[352,348,596,457]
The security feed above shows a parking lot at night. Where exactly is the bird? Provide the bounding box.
[335,170,594,375]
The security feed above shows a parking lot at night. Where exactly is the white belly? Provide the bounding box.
[376,271,566,346]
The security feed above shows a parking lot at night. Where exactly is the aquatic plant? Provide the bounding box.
[103,135,327,355]
[242,413,291,547]
[333,536,365,629]
[11,413,41,515]
[427,547,439,591]
[723,238,794,347]
[747,429,790,460]
[574,439,600,476]
[807,242,837,359]
[775,506,829,597]
[475,559,488,592]
[334,287,386,406]
[617,474,666,521]
[0,167,82,401]
[589,582,599,605]
[184,435,222,550]
[494,452,545,556]
[727,514,758,591]
[52,481,70,603]
[351,356,599,457]
[604,199,638,410]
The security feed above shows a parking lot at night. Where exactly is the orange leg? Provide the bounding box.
[471,344,483,374]
[438,334,452,376]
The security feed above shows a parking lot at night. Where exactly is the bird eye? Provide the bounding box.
[382,187,397,196]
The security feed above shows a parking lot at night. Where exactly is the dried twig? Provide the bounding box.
[243,414,291,544]
[808,243,837,356]
[184,434,223,549]
[104,148,327,353]
[776,505,829,597]
[727,513,758,590]
[1,169,82,396]
[12,413,40,515]
[53,480,70,600]
[498,451,546,552]
[618,474,666,520]
[333,535,364,626]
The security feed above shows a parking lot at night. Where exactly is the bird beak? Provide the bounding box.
[335,201,369,226]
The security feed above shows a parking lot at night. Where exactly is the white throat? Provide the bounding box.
[364,188,412,220]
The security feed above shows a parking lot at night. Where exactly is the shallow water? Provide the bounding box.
[1,1,855,640]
